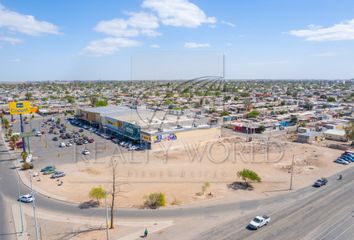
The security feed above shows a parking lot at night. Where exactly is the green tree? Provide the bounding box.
[237,169,261,185]
[95,99,108,107]
[247,110,260,118]
[2,118,9,129]
[327,96,336,102]
[66,96,75,104]
[258,125,266,133]
[220,110,230,117]
[89,186,107,205]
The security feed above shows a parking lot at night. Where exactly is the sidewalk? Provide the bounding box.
[11,204,29,240]
[20,204,173,240]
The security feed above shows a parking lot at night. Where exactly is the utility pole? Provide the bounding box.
[29,170,40,240]
[105,194,109,240]
[290,154,295,190]
[16,160,24,234]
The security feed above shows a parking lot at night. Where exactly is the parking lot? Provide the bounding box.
[10,114,135,171]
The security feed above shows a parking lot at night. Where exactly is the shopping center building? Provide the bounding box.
[77,106,220,150]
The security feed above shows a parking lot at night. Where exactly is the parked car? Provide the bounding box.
[59,142,66,148]
[334,158,349,165]
[341,155,354,162]
[43,168,56,175]
[66,142,72,147]
[51,171,66,179]
[35,131,42,136]
[40,166,55,172]
[18,194,34,203]
[52,137,58,141]
[79,128,84,132]
[247,215,270,230]
[82,149,90,155]
[313,178,328,187]
[88,138,94,143]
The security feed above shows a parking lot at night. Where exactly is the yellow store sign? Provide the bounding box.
[9,101,31,115]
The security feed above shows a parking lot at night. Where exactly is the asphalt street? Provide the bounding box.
[195,167,354,240]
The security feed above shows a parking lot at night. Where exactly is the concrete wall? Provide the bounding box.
[150,127,221,151]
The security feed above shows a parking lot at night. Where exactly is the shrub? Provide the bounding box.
[144,192,166,209]
[21,162,33,170]
[201,182,210,194]
[21,151,28,162]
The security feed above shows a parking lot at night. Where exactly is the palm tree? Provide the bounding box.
[2,118,9,130]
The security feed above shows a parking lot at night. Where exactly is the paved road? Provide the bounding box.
[0,164,17,240]
[195,168,354,240]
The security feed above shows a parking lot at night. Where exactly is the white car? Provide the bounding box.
[247,215,270,230]
[59,142,66,148]
[18,194,34,203]
[66,142,72,147]
[35,131,42,136]
[82,149,90,155]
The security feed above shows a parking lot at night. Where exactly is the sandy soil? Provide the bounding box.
[29,136,350,208]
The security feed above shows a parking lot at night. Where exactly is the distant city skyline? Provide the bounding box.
[1,0,354,81]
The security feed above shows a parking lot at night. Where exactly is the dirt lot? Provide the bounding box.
[28,136,350,208]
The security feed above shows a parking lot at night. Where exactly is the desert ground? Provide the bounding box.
[26,136,349,208]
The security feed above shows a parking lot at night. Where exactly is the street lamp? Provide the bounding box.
[15,159,24,234]
[105,193,109,240]
[29,170,40,240]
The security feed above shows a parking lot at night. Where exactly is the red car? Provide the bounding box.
[88,138,94,143]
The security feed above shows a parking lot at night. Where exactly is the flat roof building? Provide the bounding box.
[77,105,219,150]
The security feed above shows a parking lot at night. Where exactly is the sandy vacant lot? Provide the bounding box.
[29,136,349,208]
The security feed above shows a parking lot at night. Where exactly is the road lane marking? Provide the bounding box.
[332,221,354,240]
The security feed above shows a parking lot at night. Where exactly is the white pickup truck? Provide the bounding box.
[247,215,270,230]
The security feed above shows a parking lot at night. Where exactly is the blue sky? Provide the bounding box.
[0,0,354,81]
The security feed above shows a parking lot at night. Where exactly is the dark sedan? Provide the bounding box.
[313,178,328,188]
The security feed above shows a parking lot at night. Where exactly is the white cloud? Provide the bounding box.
[142,0,216,28]
[83,37,141,56]
[221,20,236,28]
[288,19,354,41]
[184,42,210,48]
[94,12,160,38]
[0,4,60,36]
[86,0,215,56]
[150,44,160,48]
[310,52,336,57]
[0,35,22,45]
